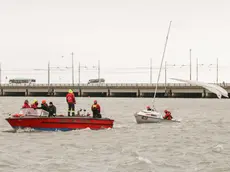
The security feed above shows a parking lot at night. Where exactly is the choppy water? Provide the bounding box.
[1,97,230,172]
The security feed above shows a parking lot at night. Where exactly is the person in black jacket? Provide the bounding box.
[48,102,56,117]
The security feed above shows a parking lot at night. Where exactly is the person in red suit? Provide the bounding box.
[22,100,30,108]
[66,89,76,116]
[163,110,173,120]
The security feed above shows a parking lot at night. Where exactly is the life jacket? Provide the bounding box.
[31,102,38,109]
[92,104,100,113]
[22,103,30,108]
[66,93,75,103]
[164,112,172,120]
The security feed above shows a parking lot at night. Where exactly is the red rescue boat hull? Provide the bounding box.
[5,116,114,131]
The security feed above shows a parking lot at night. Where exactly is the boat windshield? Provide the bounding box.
[19,108,49,116]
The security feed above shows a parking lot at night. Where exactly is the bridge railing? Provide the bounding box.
[0,83,229,87]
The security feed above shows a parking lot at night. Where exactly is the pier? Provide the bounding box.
[0,83,229,98]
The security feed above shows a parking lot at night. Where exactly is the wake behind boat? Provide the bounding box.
[5,108,114,131]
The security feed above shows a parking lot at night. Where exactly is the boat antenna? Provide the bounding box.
[152,21,172,108]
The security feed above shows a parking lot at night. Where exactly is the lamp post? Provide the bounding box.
[216,58,219,83]
[92,60,101,85]
[98,60,100,85]
[48,61,50,89]
[0,63,2,85]
[196,58,204,81]
[78,62,80,86]
[78,61,100,85]
[71,52,74,85]
[164,62,176,90]
[189,49,192,80]
[208,58,219,83]
[78,63,87,86]
[150,58,152,84]
[164,61,167,90]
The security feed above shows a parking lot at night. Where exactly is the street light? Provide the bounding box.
[216,58,219,83]
[196,58,204,81]
[0,63,2,85]
[47,61,72,85]
[208,58,219,83]
[71,52,74,86]
[78,62,87,86]
[189,49,192,80]
[164,61,176,91]
[48,61,50,87]
[78,60,100,85]
[150,58,152,84]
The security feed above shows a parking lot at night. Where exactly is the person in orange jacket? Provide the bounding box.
[39,100,49,112]
[66,89,76,116]
[163,110,173,120]
[91,100,101,118]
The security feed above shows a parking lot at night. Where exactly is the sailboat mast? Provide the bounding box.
[152,21,172,106]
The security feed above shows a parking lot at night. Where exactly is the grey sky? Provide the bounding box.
[0,0,230,83]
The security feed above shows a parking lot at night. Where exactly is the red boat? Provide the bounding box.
[5,108,114,131]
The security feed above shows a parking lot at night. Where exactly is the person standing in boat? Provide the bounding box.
[66,89,76,116]
[22,100,30,108]
[48,102,56,117]
[31,99,39,109]
[163,110,173,120]
[91,100,101,118]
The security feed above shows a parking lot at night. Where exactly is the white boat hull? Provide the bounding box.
[134,110,163,124]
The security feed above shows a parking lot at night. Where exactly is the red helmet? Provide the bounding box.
[146,106,150,109]
[164,110,168,113]
[94,100,97,103]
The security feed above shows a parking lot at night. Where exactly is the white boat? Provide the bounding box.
[134,110,162,123]
[134,21,176,124]
[134,109,181,123]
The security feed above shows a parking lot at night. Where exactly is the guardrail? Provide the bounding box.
[0,83,228,87]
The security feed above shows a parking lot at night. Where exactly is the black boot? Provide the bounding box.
[68,112,70,116]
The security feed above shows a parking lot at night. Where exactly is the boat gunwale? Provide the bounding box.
[5,116,114,121]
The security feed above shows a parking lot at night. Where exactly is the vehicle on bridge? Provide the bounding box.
[9,78,36,85]
[87,78,105,84]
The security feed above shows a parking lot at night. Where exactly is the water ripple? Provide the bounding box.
[1,97,230,172]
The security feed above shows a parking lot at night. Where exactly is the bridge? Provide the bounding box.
[0,83,229,98]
